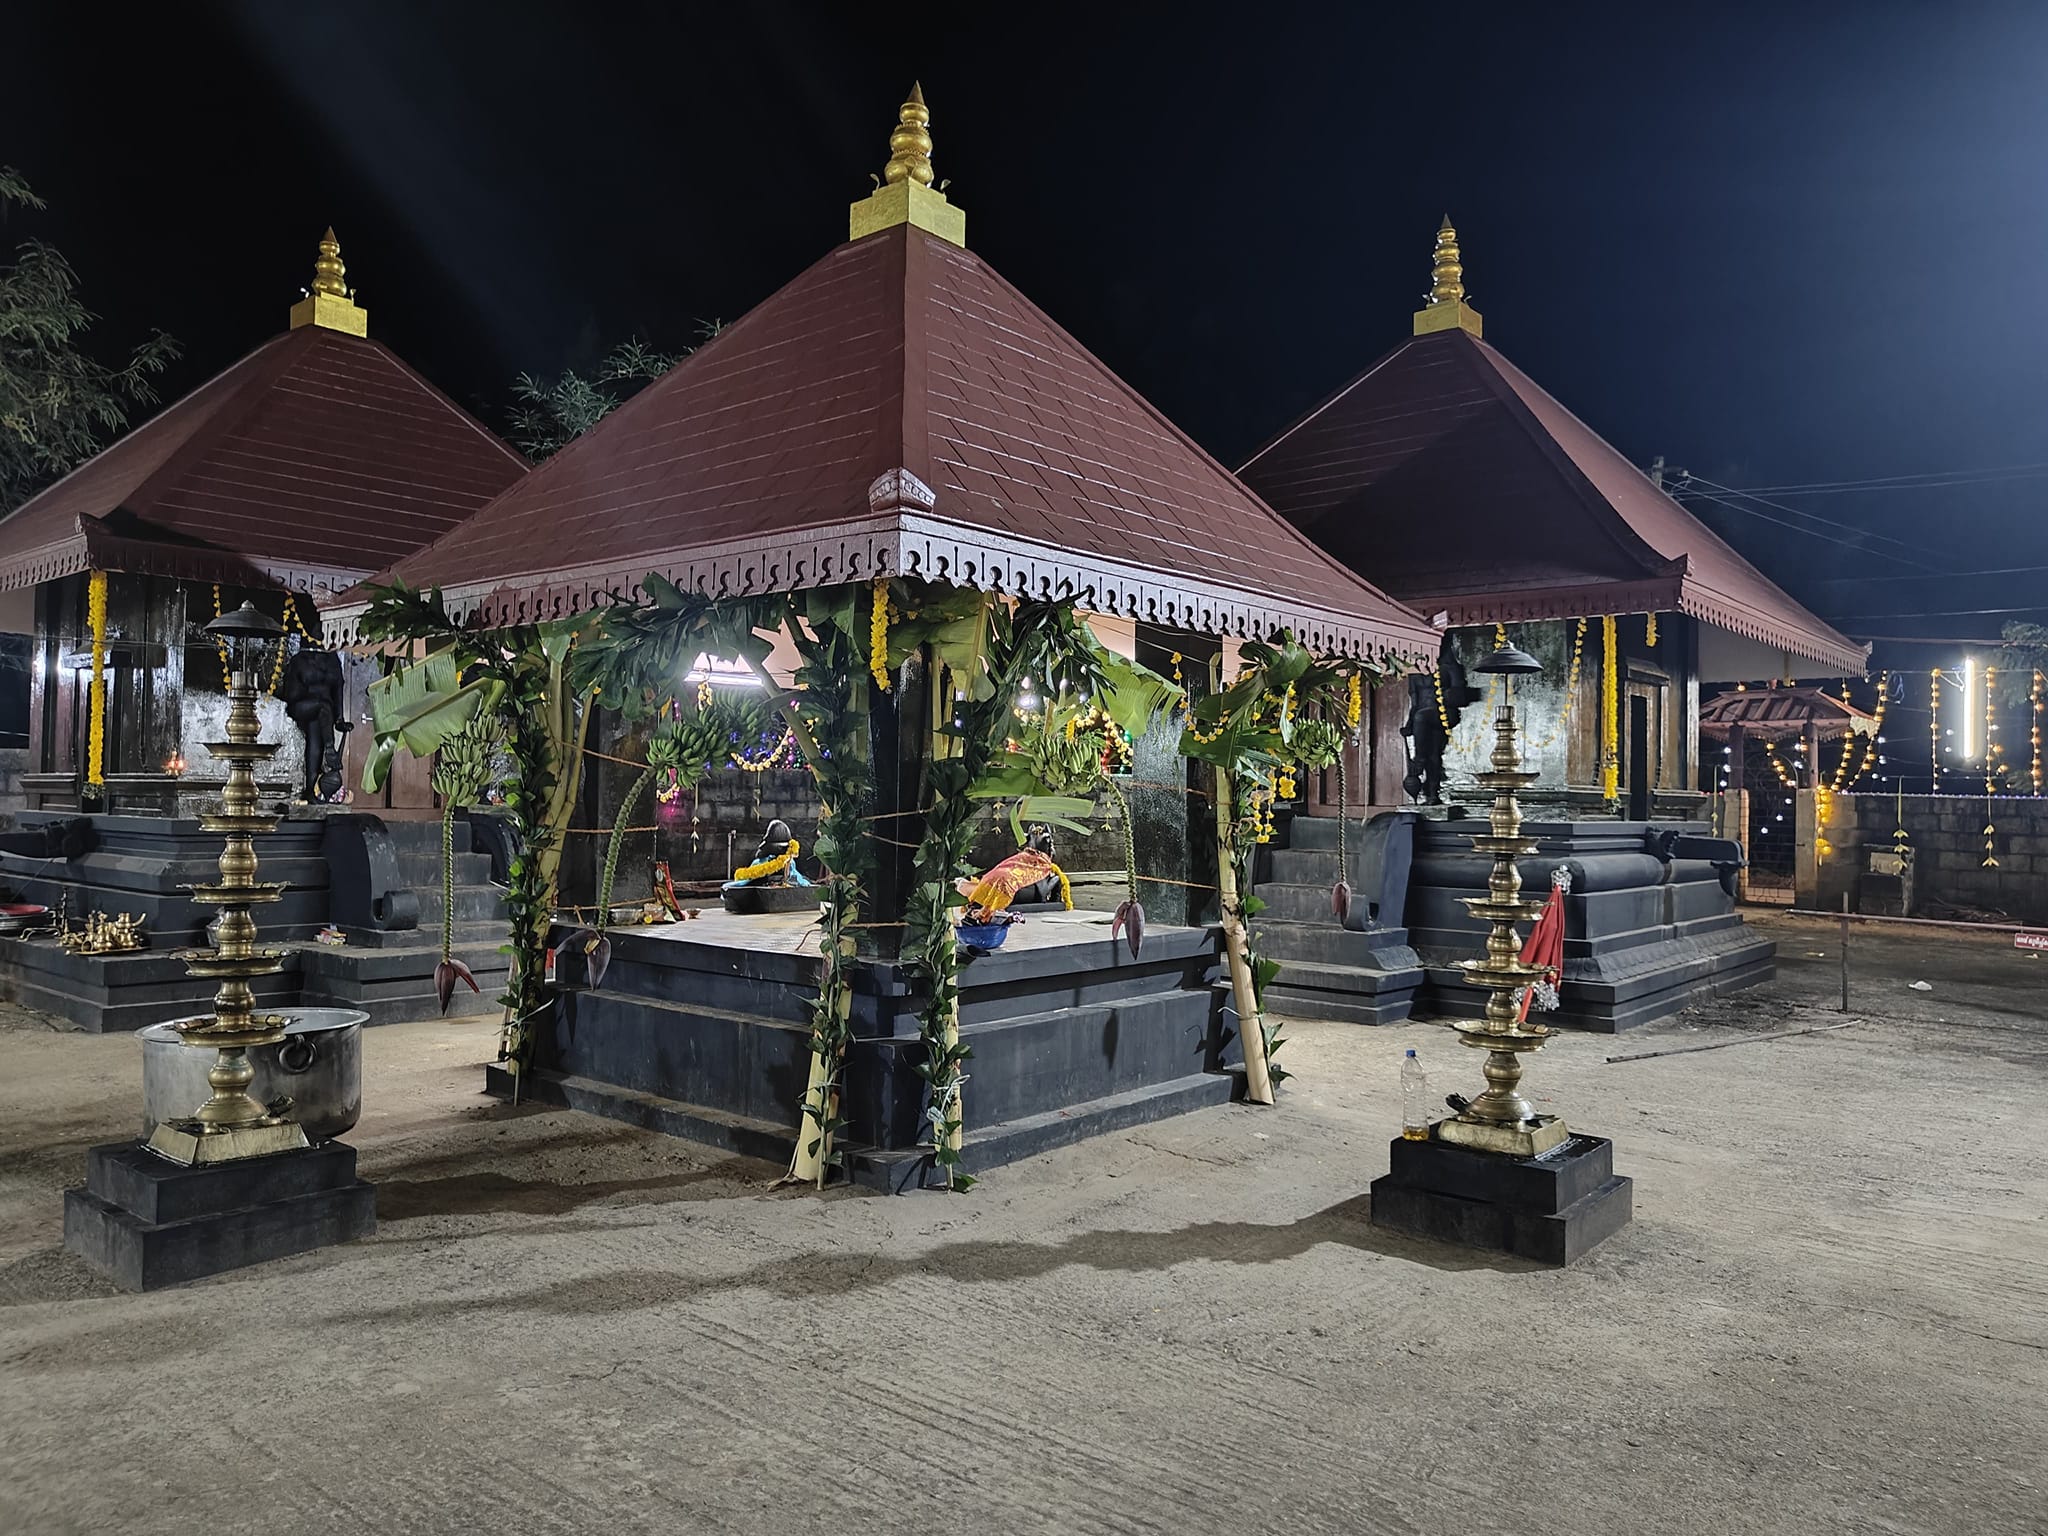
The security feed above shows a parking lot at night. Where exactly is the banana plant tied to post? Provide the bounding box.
[1180,633,1392,1102]
[359,580,599,1069]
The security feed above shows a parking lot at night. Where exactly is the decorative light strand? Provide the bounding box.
[1930,668,1942,793]
[2032,669,2043,793]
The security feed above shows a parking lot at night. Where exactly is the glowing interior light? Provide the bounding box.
[684,653,766,688]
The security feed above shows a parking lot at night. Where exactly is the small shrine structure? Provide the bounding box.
[326,88,1439,1186]
[0,231,526,815]
[1234,221,1870,1031]
[0,233,529,1031]
[1239,218,1867,819]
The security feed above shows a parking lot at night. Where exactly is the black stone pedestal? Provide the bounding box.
[63,1139,376,1291]
[1369,1132,1631,1265]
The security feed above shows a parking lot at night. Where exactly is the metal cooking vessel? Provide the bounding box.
[139,1008,367,1141]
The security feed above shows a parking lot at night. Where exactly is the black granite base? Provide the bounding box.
[1406,818,1773,1031]
[495,914,1237,1190]
[62,1140,375,1291]
[1368,1132,1632,1265]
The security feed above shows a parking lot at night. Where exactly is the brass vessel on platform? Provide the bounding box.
[1435,643,1569,1159]
[146,602,308,1166]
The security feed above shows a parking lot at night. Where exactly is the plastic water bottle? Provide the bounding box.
[1401,1049,1430,1141]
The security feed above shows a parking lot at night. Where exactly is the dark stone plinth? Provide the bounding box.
[508,912,1234,1189]
[63,1140,375,1291]
[1368,1133,1632,1265]
[1404,817,1773,1031]
[719,883,821,915]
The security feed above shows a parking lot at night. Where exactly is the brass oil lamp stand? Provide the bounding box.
[146,602,308,1166]
[1435,642,1569,1159]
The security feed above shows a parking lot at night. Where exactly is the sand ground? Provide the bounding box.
[0,910,2042,1536]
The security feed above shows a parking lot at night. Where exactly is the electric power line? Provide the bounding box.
[1672,486,1931,569]
[1675,474,1954,565]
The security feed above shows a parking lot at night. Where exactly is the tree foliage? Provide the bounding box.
[505,324,720,461]
[0,168,179,512]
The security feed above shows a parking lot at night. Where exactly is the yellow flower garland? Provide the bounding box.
[733,838,800,883]
[86,570,108,786]
[1346,672,1363,730]
[1644,611,1658,648]
[1599,614,1620,801]
[869,578,892,692]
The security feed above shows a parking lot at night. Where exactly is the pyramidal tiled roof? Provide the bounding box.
[0,325,527,598]
[1239,327,1866,676]
[329,224,1438,664]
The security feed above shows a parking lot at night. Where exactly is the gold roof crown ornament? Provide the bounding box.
[850,83,966,248]
[289,227,370,337]
[1413,215,1483,338]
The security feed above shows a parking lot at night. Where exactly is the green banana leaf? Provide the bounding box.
[362,652,505,793]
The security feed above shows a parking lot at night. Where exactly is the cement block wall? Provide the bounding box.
[1810,791,2048,923]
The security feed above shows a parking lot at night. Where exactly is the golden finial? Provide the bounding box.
[1428,216,1464,305]
[289,226,368,337]
[849,82,965,248]
[881,82,935,187]
[1414,214,1483,338]
[309,227,348,297]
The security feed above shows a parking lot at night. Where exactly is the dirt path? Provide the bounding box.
[0,911,2042,1535]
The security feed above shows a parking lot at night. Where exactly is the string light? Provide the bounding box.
[1930,668,1942,793]
[2033,669,2043,794]
[1987,664,2006,793]
[1830,673,1888,794]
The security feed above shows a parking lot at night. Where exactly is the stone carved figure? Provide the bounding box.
[281,646,349,802]
[1401,652,1481,805]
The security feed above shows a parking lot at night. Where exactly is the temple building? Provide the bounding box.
[324,88,1441,1182]
[1239,219,1866,820]
[0,231,526,817]
[1232,221,1868,1031]
[0,233,528,1031]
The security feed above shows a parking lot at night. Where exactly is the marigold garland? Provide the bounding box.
[869,578,892,692]
[1599,614,1620,801]
[1644,611,1659,648]
[1346,672,1363,730]
[85,570,108,787]
[733,838,800,882]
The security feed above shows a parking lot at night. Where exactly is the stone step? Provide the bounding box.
[848,1072,1236,1193]
[1282,815,1356,850]
[392,851,495,887]
[544,989,815,1129]
[1250,881,1349,923]
[1253,917,1418,970]
[956,988,1222,1127]
[1267,845,1342,883]
[411,885,510,927]
[483,1064,799,1168]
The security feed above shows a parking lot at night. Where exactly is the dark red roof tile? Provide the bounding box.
[1240,329,1866,675]
[340,226,1435,661]
[0,326,526,597]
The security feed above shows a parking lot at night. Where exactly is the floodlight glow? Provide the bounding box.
[1962,657,1979,760]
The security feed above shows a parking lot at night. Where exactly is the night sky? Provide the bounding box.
[9,2,2048,649]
